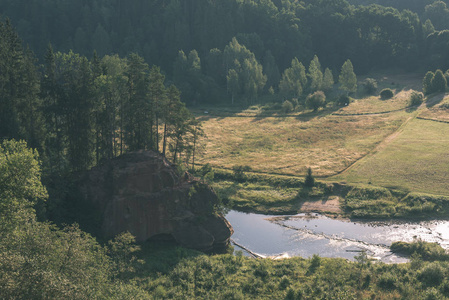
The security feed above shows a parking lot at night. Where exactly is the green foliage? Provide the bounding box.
[304,167,315,187]
[108,232,142,279]
[282,100,294,113]
[224,38,266,104]
[305,91,326,112]
[232,165,252,182]
[195,163,215,182]
[410,91,424,106]
[279,57,307,99]
[307,254,321,274]
[431,69,447,93]
[380,88,394,100]
[339,59,357,94]
[336,94,351,106]
[0,139,47,231]
[363,78,378,95]
[391,240,448,261]
[322,68,334,93]
[419,262,446,287]
[307,55,323,93]
[423,71,435,95]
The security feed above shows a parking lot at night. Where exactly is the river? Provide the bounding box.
[226,210,449,263]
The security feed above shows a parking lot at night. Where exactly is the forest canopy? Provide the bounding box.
[1,0,448,105]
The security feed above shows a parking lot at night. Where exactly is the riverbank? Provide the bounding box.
[209,168,449,220]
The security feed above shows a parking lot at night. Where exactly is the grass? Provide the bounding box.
[334,118,449,196]
[197,111,408,177]
[335,90,412,115]
[418,94,449,122]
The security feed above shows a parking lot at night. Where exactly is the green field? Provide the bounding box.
[198,74,449,203]
[334,118,449,196]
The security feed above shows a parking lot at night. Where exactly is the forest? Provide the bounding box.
[3,0,449,298]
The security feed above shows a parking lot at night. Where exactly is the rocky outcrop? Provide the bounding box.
[79,151,233,251]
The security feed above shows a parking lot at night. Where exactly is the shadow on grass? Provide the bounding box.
[426,93,445,108]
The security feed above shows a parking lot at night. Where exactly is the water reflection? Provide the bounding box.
[226,210,449,263]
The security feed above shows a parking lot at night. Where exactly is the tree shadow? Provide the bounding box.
[425,93,445,108]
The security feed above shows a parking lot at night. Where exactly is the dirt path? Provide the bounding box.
[299,196,342,214]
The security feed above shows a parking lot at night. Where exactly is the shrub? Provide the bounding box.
[380,88,394,99]
[377,273,397,290]
[363,78,378,94]
[423,71,435,95]
[409,91,424,107]
[419,262,445,287]
[291,98,299,108]
[304,167,315,187]
[431,69,447,93]
[306,91,326,111]
[232,165,252,182]
[282,100,294,113]
[336,94,350,106]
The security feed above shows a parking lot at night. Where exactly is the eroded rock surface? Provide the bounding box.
[79,151,233,251]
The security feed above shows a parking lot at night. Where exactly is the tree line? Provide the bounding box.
[0,19,201,178]
[1,0,449,104]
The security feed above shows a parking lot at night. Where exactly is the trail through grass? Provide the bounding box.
[334,118,449,195]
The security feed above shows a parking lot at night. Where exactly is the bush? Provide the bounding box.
[232,165,252,182]
[282,100,294,113]
[306,91,326,111]
[419,262,445,287]
[336,94,350,106]
[380,88,394,99]
[363,78,378,94]
[423,71,435,95]
[291,98,299,108]
[431,69,447,93]
[409,91,423,107]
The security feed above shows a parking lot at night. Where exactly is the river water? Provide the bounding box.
[226,210,449,263]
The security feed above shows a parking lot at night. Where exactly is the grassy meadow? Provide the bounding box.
[334,118,449,196]
[197,112,409,177]
[195,72,449,216]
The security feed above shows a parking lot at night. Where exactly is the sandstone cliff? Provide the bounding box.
[79,151,233,251]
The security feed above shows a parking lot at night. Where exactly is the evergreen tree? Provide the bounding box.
[423,71,435,95]
[322,68,334,93]
[125,53,151,151]
[339,59,357,94]
[308,55,323,92]
[431,69,447,93]
[224,38,266,104]
[279,57,307,98]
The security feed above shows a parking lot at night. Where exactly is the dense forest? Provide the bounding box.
[1,0,449,105]
[3,0,449,298]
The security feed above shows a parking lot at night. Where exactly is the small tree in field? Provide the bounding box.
[339,59,357,94]
[410,91,424,107]
[423,71,435,95]
[380,88,394,100]
[306,91,326,112]
[363,78,377,95]
[282,100,294,113]
[304,167,315,187]
[431,69,447,93]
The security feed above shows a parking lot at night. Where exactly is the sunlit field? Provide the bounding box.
[334,118,449,195]
[197,111,409,177]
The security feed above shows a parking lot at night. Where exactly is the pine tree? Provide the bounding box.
[322,68,334,92]
[308,55,323,92]
[431,69,447,93]
[423,71,435,95]
[339,59,357,94]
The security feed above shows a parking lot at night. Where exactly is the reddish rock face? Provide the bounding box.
[79,151,233,251]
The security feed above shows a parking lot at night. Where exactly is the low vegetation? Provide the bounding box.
[130,243,449,299]
[391,240,449,261]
